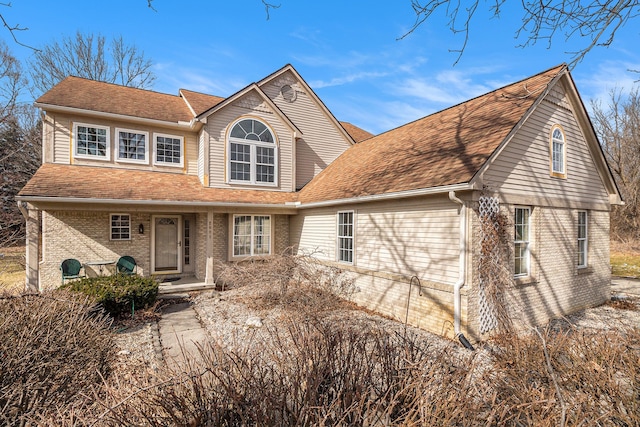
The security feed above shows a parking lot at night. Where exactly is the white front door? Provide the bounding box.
[152,215,181,274]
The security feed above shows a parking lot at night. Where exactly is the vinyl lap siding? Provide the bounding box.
[262,71,352,189]
[52,116,70,164]
[357,199,460,285]
[198,133,205,184]
[292,197,461,285]
[484,87,609,204]
[46,112,199,174]
[206,100,294,191]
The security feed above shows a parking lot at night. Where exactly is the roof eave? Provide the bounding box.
[34,102,201,131]
[15,194,297,210]
[298,182,474,209]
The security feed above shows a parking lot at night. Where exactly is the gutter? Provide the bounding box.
[14,195,297,210]
[34,103,200,131]
[16,200,28,219]
[448,191,474,350]
[299,183,472,209]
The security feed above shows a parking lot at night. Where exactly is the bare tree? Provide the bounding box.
[0,40,26,123]
[403,0,640,67]
[0,41,40,247]
[29,32,156,96]
[591,89,640,241]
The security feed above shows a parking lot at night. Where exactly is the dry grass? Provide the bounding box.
[0,246,25,294]
[610,239,640,278]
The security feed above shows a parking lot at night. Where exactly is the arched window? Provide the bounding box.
[550,125,566,178]
[228,118,276,185]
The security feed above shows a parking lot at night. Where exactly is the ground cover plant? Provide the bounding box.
[611,239,640,278]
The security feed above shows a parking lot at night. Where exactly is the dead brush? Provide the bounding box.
[0,290,116,426]
[215,248,355,312]
[483,326,640,426]
[92,315,478,426]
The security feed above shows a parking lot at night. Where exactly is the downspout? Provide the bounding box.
[448,191,474,350]
[17,200,28,219]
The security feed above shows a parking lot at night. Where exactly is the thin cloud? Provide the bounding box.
[309,71,389,89]
[395,69,493,105]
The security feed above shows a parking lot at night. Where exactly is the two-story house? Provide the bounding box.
[18,64,621,340]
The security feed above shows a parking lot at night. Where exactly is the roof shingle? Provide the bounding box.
[36,76,196,123]
[298,64,566,203]
[19,164,298,205]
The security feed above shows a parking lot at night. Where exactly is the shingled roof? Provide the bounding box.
[298,64,566,204]
[35,77,196,124]
[19,164,298,205]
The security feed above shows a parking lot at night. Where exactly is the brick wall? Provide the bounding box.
[466,204,611,340]
[40,210,151,289]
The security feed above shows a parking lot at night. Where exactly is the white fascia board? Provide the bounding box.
[297,183,473,209]
[34,103,199,131]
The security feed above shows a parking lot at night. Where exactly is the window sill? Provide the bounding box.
[577,266,594,275]
[514,275,538,286]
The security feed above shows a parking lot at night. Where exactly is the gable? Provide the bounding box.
[202,88,297,191]
[298,65,565,205]
[258,68,354,189]
[480,76,616,208]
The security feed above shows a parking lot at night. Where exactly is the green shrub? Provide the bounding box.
[62,273,159,317]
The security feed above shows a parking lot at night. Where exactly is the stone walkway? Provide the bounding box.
[157,295,209,368]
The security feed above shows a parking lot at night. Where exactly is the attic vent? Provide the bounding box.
[280,84,296,103]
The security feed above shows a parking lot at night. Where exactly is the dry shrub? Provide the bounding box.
[94,316,477,426]
[0,290,116,426]
[216,248,355,312]
[485,326,640,426]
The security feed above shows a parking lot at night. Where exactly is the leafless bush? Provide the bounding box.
[215,248,355,311]
[93,316,478,426]
[484,326,640,425]
[0,291,116,426]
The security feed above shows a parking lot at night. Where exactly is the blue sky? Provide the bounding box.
[5,0,640,134]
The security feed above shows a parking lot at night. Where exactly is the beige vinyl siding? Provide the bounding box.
[44,112,199,174]
[290,208,336,261]
[356,197,460,285]
[197,133,205,184]
[292,196,460,285]
[51,115,70,164]
[484,85,609,204]
[261,71,352,189]
[205,95,294,191]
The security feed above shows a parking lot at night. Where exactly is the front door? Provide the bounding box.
[152,215,181,274]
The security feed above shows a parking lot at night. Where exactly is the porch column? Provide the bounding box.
[204,209,214,285]
[19,202,40,292]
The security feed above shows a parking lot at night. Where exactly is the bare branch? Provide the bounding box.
[401,0,640,67]
[262,0,280,20]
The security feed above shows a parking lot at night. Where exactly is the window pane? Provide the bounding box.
[254,216,271,255]
[156,136,181,164]
[111,214,130,240]
[338,212,354,263]
[119,131,146,160]
[514,208,530,276]
[77,125,107,157]
[233,216,251,256]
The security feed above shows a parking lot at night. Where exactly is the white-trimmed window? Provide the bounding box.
[232,215,271,257]
[337,211,354,263]
[110,214,131,240]
[578,211,588,268]
[514,207,530,277]
[228,118,277,185]
[154,133,184,167]
[74,123,110,160]
[550,125,566,178]
[116,128,148,163]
